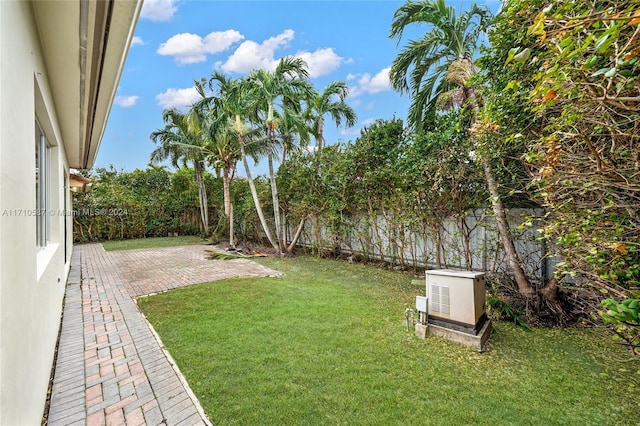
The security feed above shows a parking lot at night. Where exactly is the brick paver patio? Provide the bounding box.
[47,243,282,425]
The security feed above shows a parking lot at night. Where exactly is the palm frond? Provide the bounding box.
[389,0,493,129]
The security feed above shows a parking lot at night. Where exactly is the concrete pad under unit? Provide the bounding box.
[415,320,493,352]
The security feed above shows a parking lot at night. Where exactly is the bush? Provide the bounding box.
[601,298,640,357]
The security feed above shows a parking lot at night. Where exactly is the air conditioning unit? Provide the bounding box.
[426,269,487,333]
[417,269,492,351]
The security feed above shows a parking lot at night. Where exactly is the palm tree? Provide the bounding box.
[207,72,281,253]
[271,107,313,252]
[247,57,315,252]
[306,81,357,151]
[150,108,211,237]
[390,0,534,295]
[390,0,491,132]
[206,125,241,248]
[276,107,312,164]
[193,80,242,248]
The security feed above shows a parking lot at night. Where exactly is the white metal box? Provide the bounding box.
[426,269,486,328]
[415,295,428,313]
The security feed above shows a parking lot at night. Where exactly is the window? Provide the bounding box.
[36,121,50,247]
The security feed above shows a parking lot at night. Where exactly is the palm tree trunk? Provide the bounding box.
[432,223,442,269]
[229,203,235,249]
[222,167,234,248]
[317,117,324,151]
[282,213,288,250]
[286,216,307,254]
[238,134,280,253]
[268,154,284,252]
[222,167,231,218]
[466,86,534,296]
[193,160,209,237]
[480,154,534,295]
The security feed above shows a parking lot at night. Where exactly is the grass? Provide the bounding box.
[138,256,640,425]
[101,235,207,251]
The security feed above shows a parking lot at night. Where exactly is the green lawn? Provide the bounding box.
[138,256,640,425]
[101,235,207,251]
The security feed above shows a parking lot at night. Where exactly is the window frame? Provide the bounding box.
[36,120,51,248]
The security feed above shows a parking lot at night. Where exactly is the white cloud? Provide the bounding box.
[140,0,178,22]
[296,48,343,78]
[219,30,345,77]
[339,117,376,137]
[158,33,206,64]
[156,87,200,109]
[114,95,139,107]
[131,36,145,46]
[158,30,244,65]
[203,31,245,53]
[348,67,392,97]
[339,128,357,136]
[220,30,295,73]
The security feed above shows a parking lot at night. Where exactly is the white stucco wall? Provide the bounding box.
[0,2,72,424]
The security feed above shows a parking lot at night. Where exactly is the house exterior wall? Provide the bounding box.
[0,2,73,424]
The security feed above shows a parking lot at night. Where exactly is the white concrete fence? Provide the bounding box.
[292,208,556,284]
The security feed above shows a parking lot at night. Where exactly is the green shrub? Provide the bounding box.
[601,298,640,357]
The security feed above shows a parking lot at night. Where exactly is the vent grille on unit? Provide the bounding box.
[430,284,450,314]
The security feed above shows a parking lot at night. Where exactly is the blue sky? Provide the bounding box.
[96,0,501,176]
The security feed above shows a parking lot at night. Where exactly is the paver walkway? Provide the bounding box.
[47,243,282,425]
[109,245,282,298]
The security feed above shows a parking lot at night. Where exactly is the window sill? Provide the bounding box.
[36,243,60,281]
